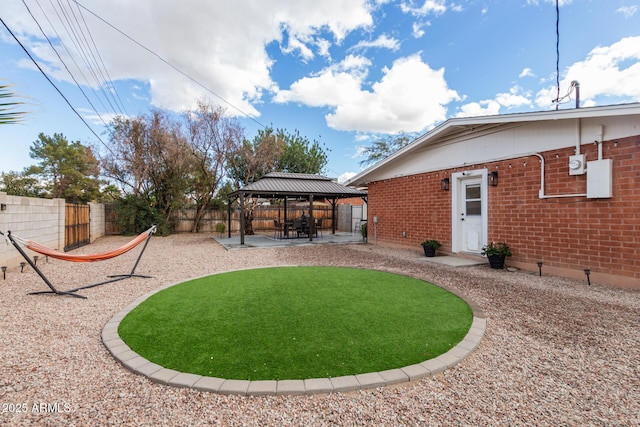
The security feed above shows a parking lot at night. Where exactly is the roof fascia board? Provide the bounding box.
[346,103,640,186]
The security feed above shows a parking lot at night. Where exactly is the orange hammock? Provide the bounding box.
[2,226,156,298]
[25,226,155,262]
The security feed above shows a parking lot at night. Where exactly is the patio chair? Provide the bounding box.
[273,219,284,239]
[293,218,306,238]
[316,218,323,237]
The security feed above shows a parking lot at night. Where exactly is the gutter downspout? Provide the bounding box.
[535,153,587,199]
[575,118,581,155]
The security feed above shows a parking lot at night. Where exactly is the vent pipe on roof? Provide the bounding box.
[571,80,580,108]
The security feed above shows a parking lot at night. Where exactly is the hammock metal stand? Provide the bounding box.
[2,227,155,299]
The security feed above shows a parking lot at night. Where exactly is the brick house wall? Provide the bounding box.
[367,134,640,287]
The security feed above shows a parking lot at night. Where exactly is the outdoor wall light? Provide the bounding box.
[488,171,499,187]
[0,203,6,211]
[440,177,450,191]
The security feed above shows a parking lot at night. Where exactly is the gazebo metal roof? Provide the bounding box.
[229,172,367,199]
[228,172,367,244]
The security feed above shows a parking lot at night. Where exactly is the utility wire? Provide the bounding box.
[554,0,560,110]
[71,0,267,129]
[60,0,126,115]
[72,0,128,115]
[23,0,110,127]
[0,16,114,156]
[49,0,120,115]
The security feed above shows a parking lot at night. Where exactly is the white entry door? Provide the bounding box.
[452,171,488,254]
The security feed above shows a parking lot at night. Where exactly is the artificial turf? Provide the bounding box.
[118,266,473,380]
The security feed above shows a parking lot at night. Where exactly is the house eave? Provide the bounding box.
[346,103,640,187]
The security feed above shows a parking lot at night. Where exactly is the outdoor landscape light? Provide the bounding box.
[20,262,26,272]
[2,266,6,280]
[440,177,450,191]
[537,261,543,276]
[488,171,499,187]
[584,268,591,286]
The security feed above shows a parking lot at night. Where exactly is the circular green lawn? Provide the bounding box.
[118,266,473,380]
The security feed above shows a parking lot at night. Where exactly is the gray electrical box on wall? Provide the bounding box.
[586,159,613,198]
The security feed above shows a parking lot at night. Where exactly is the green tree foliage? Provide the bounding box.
[0,83,26,125]
[25,132,101,203]
[0,171,44,198]
[277,128,328,174]
[358,133,414,167]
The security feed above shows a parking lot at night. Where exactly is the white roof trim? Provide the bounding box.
[346,103,640,187]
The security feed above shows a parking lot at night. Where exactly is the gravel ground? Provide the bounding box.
[1,233,638,426]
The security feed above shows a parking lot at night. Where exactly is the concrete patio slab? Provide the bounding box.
[213,232,364,250]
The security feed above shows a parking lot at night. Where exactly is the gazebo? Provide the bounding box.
[228,172,367,245]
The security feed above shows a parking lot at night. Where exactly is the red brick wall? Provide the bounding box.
[368,135,640,282]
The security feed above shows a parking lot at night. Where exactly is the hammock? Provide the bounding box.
[25,227,154,262]
[1,226,156,299]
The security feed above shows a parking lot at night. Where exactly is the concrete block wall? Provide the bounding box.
[89,202,105,243]
[0,192,66,270]
[366,134,640,287]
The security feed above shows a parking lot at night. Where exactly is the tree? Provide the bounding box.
[277,128,328,174]
[184,100,243,232]
[0,171,45,198]
[358,133,414,167]
[0,83,26,125]
[102,110,194,234]
[226,127,329,234]
[26,132,101,202]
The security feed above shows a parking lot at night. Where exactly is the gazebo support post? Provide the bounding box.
[308,194,314,242]
[239,193,245,245]
[227,196,232,238]
[284,197,288,237]
[331,198,337,235]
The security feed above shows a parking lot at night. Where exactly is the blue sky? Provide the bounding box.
[1,0,639,182]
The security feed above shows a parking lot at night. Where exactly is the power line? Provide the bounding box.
[71,0,267,129]
[23,0,111,127]
[47,0,123,116]
[71,0,128,115]
[554,0,560,110]
[0,15,114,156]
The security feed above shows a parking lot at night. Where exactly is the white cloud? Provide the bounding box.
[337,171,357,183]
[275,54,459,133]
[535,36,640,107]
[455,86,531,118]
[616,5,638,18]
[400,0,447,16]
[496,86,531,108]
[526,0,573,5]
[349,34,401,52]
[455,100,501,118]
[412,22,426,38]
[275,53,459,133]
[5,0,374,116]
[519,68,535,78]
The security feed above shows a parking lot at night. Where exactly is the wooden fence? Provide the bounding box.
[172,206,334,234]
[64,203,90,251]
[104,203,122,235]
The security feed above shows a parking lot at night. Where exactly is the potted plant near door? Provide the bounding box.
[481,241,512,269]
[421,239,441,257]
